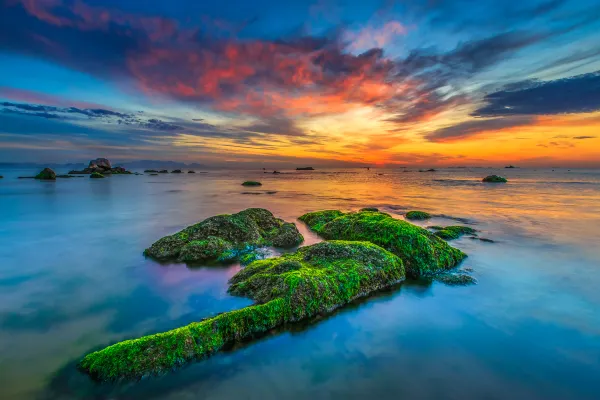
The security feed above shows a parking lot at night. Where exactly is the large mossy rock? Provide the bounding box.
[299,210,465,278]
[144,208,303,264]
[34,168,56,180]
[79,241,404,381]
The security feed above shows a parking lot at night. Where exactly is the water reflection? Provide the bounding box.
[0,167,599,399]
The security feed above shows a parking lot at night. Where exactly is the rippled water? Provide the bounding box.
[1,167,599,399]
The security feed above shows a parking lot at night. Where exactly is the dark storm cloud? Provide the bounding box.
[573,136,596,139]
[425,116,535,142]
[473,71,600,117]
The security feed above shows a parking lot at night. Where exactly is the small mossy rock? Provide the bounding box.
[434,226,477,240]
[34,168,56,180]
[360,207,379,212]
[144,208,303,264]
[80,241,404,381]
[435,273,477,286]
[299,210,465,278]
[178,237,234,263]
[271,222,303,247]
[90,172,105,179]
[242,181,262,186]
[482,175,507,183]
[405,211,431,220]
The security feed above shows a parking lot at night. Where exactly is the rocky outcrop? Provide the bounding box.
[69,158,132,175]
[34,168,56,180]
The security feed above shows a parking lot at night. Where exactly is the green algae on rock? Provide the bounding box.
[143,208,303,264]
[430,225,477,240]
[241,181,262,186]
[299,210,465,278]
[482,175,507,183]
[90,172,105,179]
[405,210,431,220]
[79,241,405,381]
[34,168,56,180]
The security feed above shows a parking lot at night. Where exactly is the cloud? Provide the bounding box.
[473,71,600,117]
[425,116,535,142]
[572,136,596,139]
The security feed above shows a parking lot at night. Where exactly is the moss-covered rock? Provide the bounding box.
[299,210,465,278]
[360,207,379,212]
[405,211,431,220]
[79,241,404,381]
[144,208,303,264]
[482,175,507,183]
[241,181,262,186]
[90,172,105,179]
[34,168,56,180]
[431,226,477,240]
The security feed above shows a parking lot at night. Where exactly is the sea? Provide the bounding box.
[0,167,599,399]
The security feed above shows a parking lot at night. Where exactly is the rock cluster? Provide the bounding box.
[69,158,132,175]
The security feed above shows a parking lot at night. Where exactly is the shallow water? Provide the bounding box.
[1,167,599,399]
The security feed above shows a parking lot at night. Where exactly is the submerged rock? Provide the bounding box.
[158,170,168,173]
[188,170,195,173]
[299,210,465,278]
[435,272,477,286]
[34,168,56,180]
[79,241,404,381]
[90,172,105,179]
[241,181,262,186]
[430,225,477,240]
[143,208,303,264]
[482,175,507,183]
[296,167,314,170]
[171,169,182,173]
[144,169,158,173]
[405,210,431,220]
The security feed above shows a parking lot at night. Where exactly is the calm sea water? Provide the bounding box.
[1,167,599,400]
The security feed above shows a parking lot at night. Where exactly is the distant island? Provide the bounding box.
[296,167,315,170]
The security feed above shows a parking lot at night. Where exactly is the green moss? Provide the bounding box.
[434,226,477,240]
[482,175,507,183]
[241,181,262,186]
[144,208,303,264]
[299,210,465,278]
[405,211,431,220]
[80,241,404,381]
[90,172,105,179]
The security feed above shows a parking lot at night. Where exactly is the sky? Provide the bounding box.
[0,0,599,167]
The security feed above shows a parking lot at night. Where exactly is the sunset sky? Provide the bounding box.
[1,0,599,167]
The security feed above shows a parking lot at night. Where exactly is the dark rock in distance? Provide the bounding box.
[482,175,507,183]
[171,169,182,173]
[360,207,379,212]
[34,168,56,180]
[242,181,262,186]
[144,169,158,173]
[159,170,169,173]
[188,170,195,173]
[296,167,315,170]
